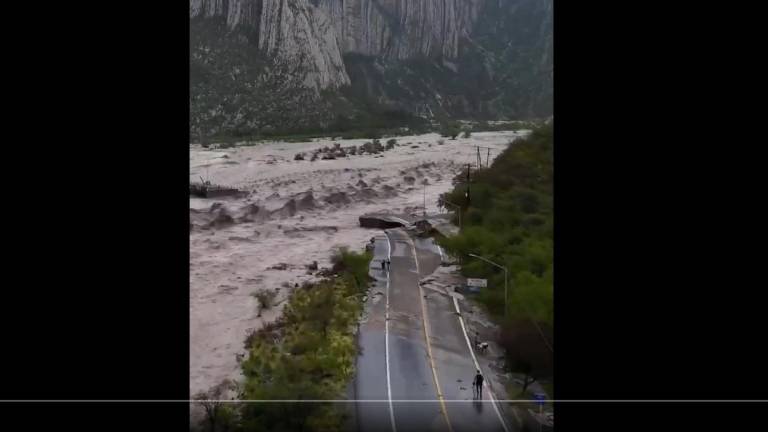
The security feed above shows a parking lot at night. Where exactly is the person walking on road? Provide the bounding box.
[381,259,386,272]
[473,369,484,399]
[386,259,391,271]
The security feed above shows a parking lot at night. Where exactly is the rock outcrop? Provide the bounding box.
[191,0,349,93]
[190,0,553,137]
[316,0,482,60]
[190,0,488,92]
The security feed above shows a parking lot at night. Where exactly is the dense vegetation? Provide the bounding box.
[201,118,544,148]
[194,248,372,432]
[469,120,541,133]
[438,123,553,390]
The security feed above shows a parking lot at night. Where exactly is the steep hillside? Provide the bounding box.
[190,0,552,139]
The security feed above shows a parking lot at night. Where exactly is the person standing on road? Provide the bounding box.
[381,259,386,272]
[386,259,391,271]
[473,369,484,399]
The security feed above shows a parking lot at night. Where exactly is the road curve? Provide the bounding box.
[355,228,512,432]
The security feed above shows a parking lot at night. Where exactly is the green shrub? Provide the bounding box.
[331,247,373,292]
[238,247,373,431]
[253,289,277,309]
[440,121,461,139]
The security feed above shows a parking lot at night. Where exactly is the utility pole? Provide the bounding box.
[466,163,471,205]
[476,146,482,169]
[474,145,495,169]
[443,199,462,230]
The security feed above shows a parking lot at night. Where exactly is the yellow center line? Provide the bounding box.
[407,233,454,432]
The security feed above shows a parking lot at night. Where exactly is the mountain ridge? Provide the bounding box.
[190,0,552,139]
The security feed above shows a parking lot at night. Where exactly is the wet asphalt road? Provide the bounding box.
[354,228,510,432]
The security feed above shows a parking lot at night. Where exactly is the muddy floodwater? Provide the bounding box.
[189,131,524,396]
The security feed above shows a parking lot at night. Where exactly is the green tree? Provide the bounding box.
[194,379,237,432]
[440,122,461,140]
[499,319,553,394]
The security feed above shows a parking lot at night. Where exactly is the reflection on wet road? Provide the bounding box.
[355,228,509,432]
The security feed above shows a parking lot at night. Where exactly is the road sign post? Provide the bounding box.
[467,253,509,318]
[466,278,486,293]
[466,278,487,288]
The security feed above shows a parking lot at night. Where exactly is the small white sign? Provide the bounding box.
[466,278,487,288]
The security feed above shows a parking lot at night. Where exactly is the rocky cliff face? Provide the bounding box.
[191,0,349,93]
[316,0,482,60]
[190,0,553,138]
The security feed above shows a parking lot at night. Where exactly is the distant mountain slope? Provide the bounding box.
[190,0,552,139]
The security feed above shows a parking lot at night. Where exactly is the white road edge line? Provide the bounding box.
[384,231,397,432]
[453,296,515,431]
